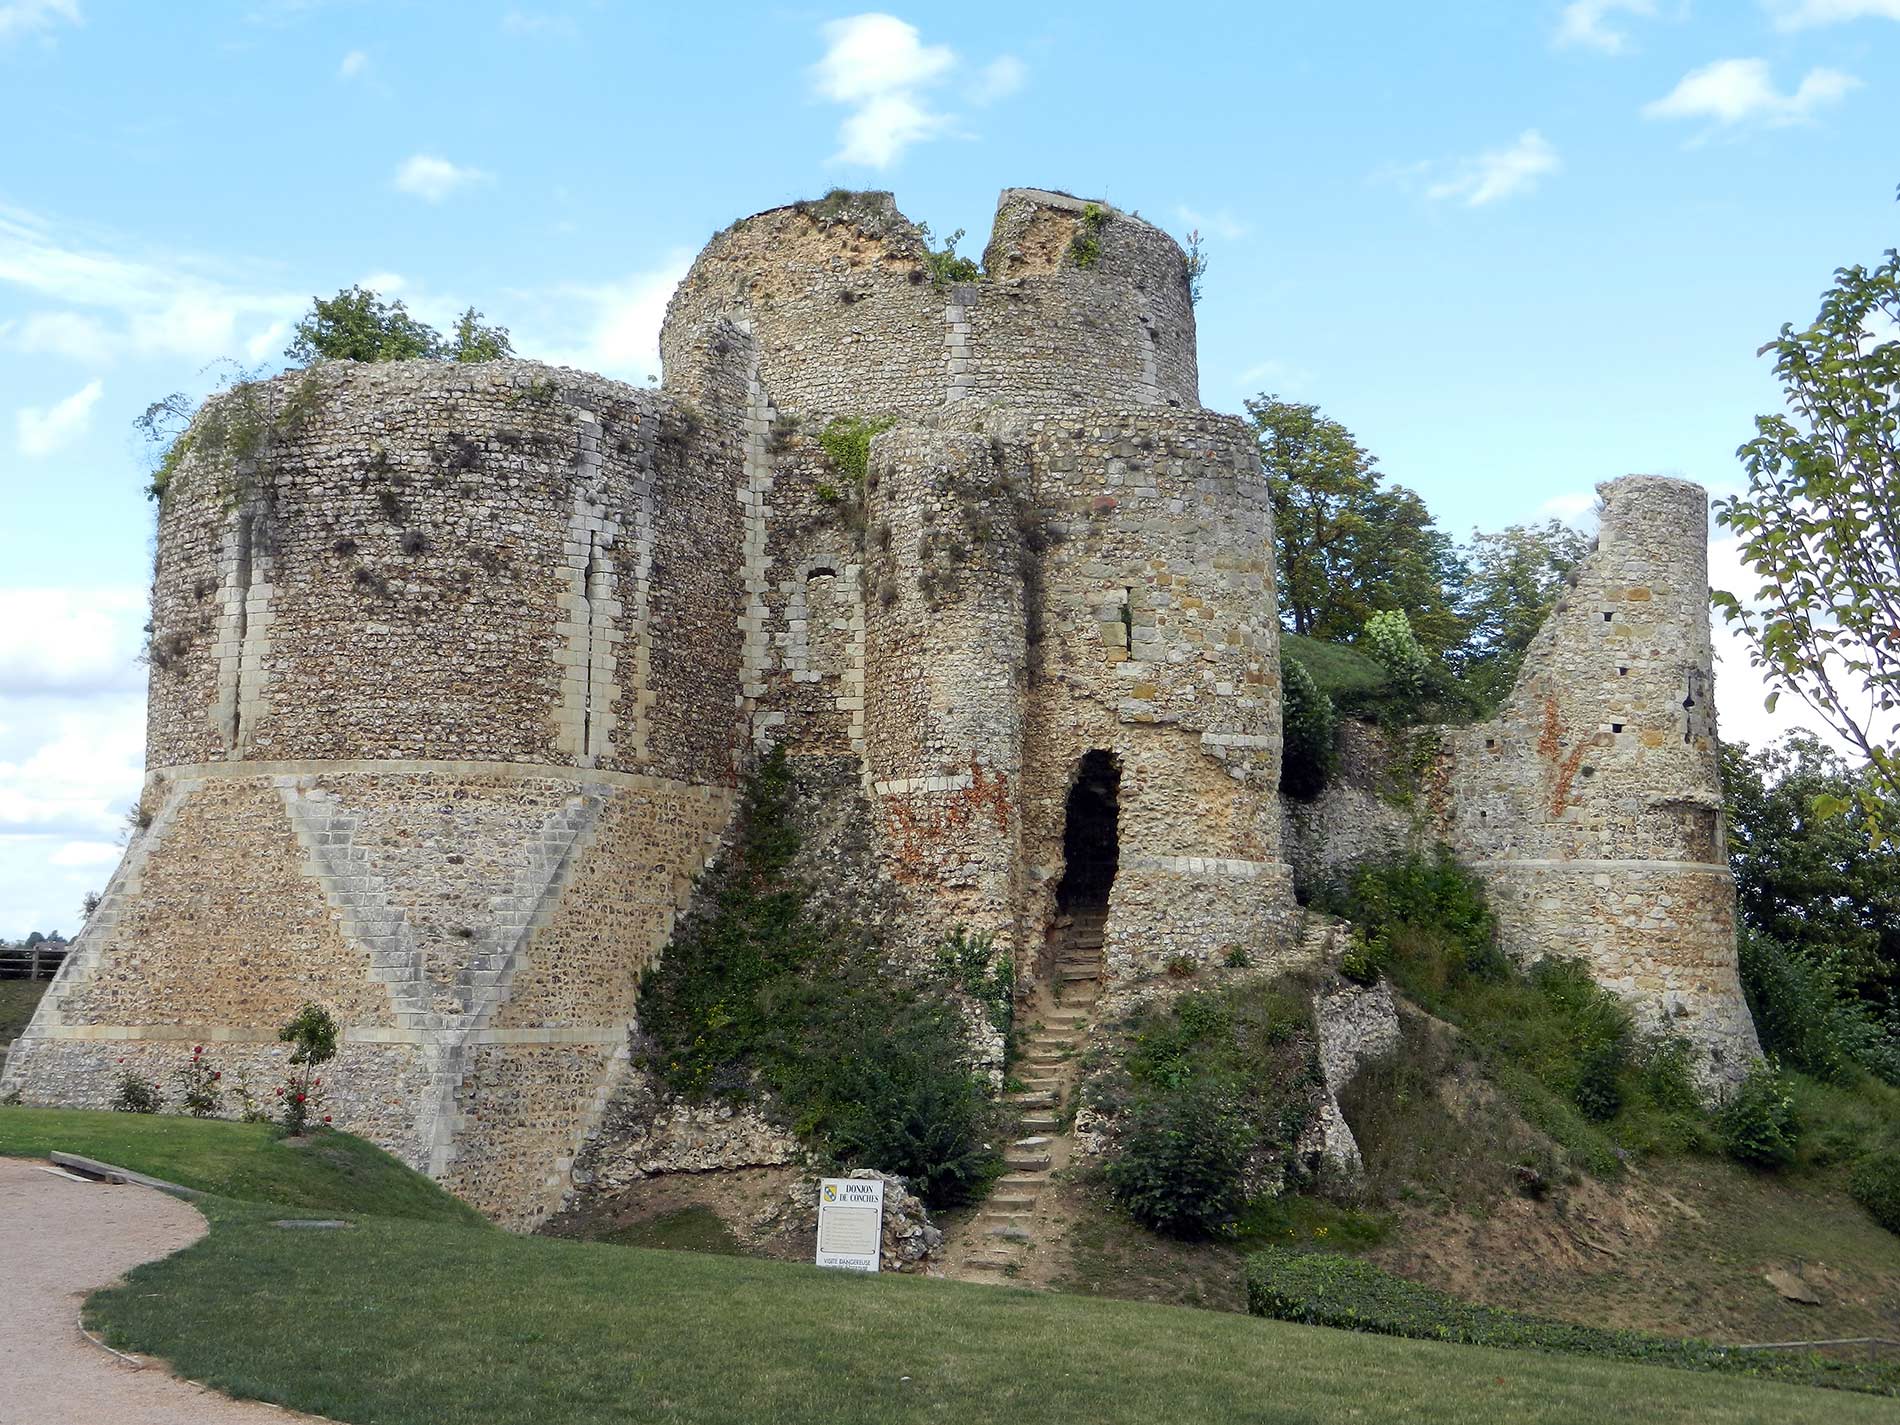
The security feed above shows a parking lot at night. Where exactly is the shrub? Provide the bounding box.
[1105,1083,1257,1236]
[1850,1148,1900,1233]
[1360,610,1429,694]
[637,748,1001,1207]
[112,1066,162,1114]
[1096,980,1323,1235]
[1245,1249,1896,1394]
[174,1044,223,1118]
[278,1003,339,1136]
[1278,655,1337,800]
[933,927,1013,1043]
[1718,1061,1801,1169]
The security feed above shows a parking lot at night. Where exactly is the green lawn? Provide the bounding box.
[7,1110,1890,1424]
[0,1106,482,1225]
[80,1201,1897,1425]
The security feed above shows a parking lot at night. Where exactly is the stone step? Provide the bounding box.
[1007,1091,1056,1110]
[1006,1136,1054,1170]
[1017,1078,1061,1094]
[1022,1049,1070,1065]
[964,1254,1020,1272]
[989,1193,1038,1210]
[1019,1113,1060,1132]
[1057,965,1098,981]
[995,1172,1049,1191]
[1042,1011,1087,1026]
[984,1223,1034,1243]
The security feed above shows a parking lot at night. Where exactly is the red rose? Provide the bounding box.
[194,1045,202,1055]
[212,1072,220,1080]
[322,1116,332,1124]
[294,1093,304,1103]
[275,1087,284,1096]
[314,1078,322,1087]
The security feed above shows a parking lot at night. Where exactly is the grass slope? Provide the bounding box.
[0,978,49,1044]
[86,1202,1894,1425]
[1280,632,1389,703]
[0,1107,482,1225]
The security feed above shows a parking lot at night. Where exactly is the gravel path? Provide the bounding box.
[0,1156,324,1423]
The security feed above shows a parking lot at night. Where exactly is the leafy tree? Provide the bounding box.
[284,287,513,367]
[1713,204,1900,835]
[1245,395,1463,654]
[1455,520,1592,706]
[447,306,514,363]
[1724,733,1900,1018]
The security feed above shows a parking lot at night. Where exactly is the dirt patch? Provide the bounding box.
[540,1166,815,1263]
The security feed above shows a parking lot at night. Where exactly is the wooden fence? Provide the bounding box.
[0,943,68,980]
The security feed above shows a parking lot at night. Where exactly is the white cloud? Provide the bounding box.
[969,54,1026,104]
[1176,205,1249,241]
[1538,490,1601,527]
[1425,130,1561,207]
[1642,58,1859,127]
[1764,0,1900,29]
[1554,0,1657,54]
[0,0,81,44]
[16,377,101,458]
[392,153,491,203]
[0,587,147,932]
[337,48,367,79]
[12,309,113,362]
[525,250,694,384]
[500,9,577,38]
[0,203,303,363]
[811,14,1020,168]
[0,588,147,696]
[1706,532,1896,755]
[48,839,119,867]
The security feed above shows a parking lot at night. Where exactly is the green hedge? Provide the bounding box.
[1245,1249,1898,1396]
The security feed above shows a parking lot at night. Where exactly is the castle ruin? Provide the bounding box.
[1,188,1758,1224]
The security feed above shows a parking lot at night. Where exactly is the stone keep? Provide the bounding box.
[1,188,1756,1222]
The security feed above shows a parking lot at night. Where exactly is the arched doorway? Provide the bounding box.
[1055,750,1121,916]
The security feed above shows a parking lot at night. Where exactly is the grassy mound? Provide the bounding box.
[82,1202,1897,1424]
[1281,632,1389,703]
[1247,1248,1896,1396]
[0,1106,483,1225]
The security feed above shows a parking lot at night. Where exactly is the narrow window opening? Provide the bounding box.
[807,566,837,581]
[1120,588,1135,647]
[1611,722,1624,734]
[1602,611,1614,623]
[1618,666,1629,677]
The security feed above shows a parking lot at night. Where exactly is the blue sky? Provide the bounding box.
[0,0,1895,936]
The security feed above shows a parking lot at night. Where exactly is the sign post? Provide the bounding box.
[815,1176,883,1273]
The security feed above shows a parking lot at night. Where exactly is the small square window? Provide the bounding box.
[1611,722,1624,734]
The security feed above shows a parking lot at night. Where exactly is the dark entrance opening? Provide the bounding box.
[1056,750,1121,914]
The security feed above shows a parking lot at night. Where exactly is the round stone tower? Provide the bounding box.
[1443,475,1761,1080]
[2,355,754,1223]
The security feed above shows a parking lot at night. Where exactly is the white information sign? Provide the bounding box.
[815,1176,883,1273]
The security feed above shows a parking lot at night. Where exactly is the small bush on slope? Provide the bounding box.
[1092,979,1324,1237]
[1311,854,1713,1168]
[635,747,1000,1207]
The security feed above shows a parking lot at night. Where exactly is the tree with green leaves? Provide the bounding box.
[1245,394,1463,654]
[1724,733,1900,1019]
[284,286,513,367]
[1713,204,1900,836]
[1454,519,1593,706]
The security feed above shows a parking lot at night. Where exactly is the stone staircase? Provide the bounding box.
[951,906,1107,1281]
